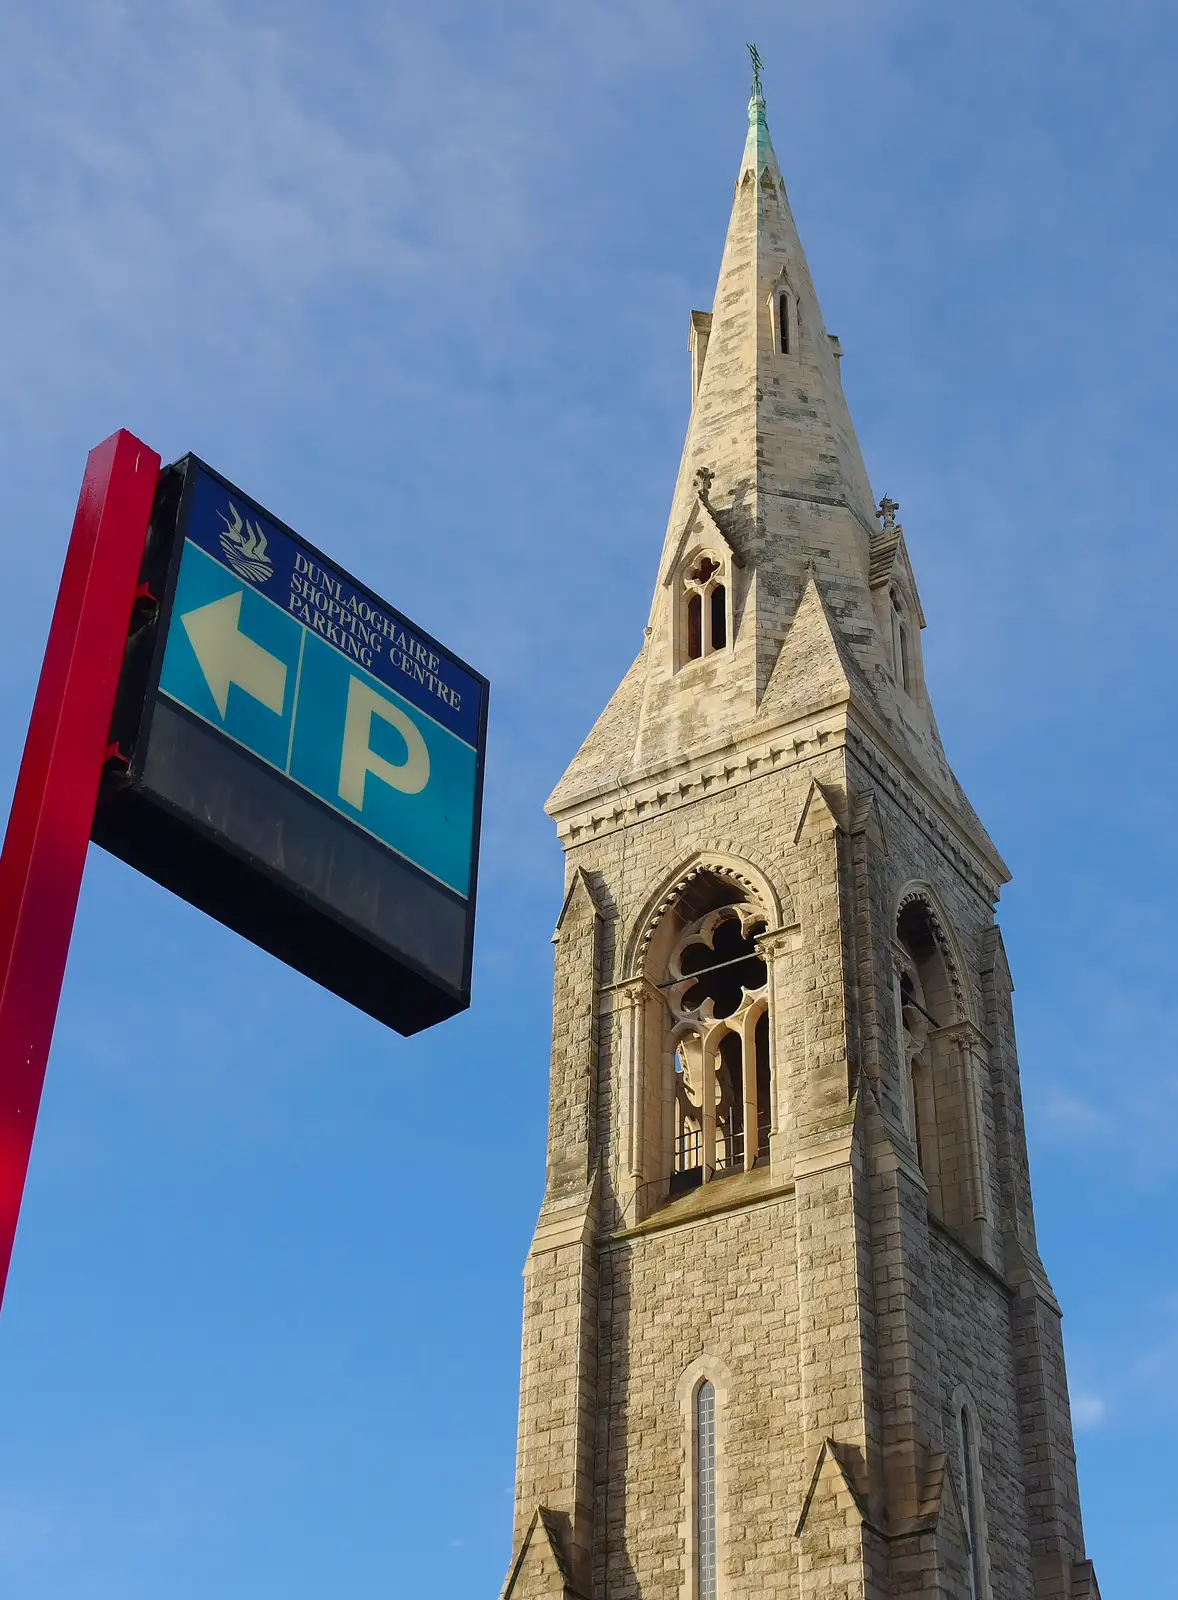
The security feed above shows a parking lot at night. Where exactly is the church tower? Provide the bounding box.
[500,66,1100,1600]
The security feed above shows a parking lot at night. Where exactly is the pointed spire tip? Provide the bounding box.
[741,43,775,176]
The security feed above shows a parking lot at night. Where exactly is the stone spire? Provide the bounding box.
[549,71,1003,882]
[650,67,881,665]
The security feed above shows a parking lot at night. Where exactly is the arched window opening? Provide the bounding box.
[696,1381,718,1600]
[898,967,929,1168]
[716,1032,744,1172]
[662,882,772,1197]
[959,1406,986,1599]
[710,584,727,650]
[778,292,790,354]
[687,593,703,660]
[673,1036,704,1194]
[890,587,913,692]
[680,553,729,667]
[894,897,975,1228]
[754,1009,772,1160]
[897,902,954,1031]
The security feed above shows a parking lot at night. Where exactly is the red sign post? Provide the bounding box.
[0,431,160,1309]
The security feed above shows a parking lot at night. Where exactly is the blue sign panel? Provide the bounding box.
[93,455,488,1035]
[156,469,481,898]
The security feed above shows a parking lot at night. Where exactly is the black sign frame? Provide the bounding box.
[92,456,488,1036]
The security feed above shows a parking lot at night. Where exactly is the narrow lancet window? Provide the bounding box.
[687,593,703,659]
[754,1010,771,1158]
[696,1380,718,1600]
[890,587,915,693]
[961,1406,985,1599]
[710,584,727,649]
[674,1040,704,1192]
[778,293,790,354]
[717,1032,744,1171]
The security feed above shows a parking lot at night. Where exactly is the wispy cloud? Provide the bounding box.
[1071,1392,1108,1429]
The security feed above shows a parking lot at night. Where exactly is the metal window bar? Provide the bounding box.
[676,1126,702,1173]
[714,1126,744,1172]
[658,950,767,990]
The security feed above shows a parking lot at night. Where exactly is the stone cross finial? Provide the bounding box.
[877,495,900,531]
[695,466,716,504]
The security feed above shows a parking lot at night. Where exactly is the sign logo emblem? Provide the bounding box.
[218,501,273,584]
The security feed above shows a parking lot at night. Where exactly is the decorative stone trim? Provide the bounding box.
[625,852,784,980]
[554,721,846,846]
[896,883,971,1024]
[845,731,1000,904]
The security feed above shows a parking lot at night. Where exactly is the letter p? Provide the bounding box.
[339,677,430,807]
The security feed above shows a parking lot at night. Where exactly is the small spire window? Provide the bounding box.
[680,554,728,666]
[770,278,796,357]
[710,584,727,649]
[890,587,913,694]
[687,593,703,660]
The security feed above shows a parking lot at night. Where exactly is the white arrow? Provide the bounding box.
[179,590,288,719]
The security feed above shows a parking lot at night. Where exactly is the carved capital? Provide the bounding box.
[609,974,664,1010]
[929,1018,991,1054]
[755,922,802,960]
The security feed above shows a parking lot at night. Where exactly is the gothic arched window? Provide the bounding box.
[665,890,770,1195]
[893,895,988,1242]
[895,900,953,1196]
[680,553,728,666]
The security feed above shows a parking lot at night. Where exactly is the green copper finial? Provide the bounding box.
[748,42,764,102]
[742,41,777,187]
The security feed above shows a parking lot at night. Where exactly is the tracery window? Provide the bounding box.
[681,553,728,664]
[666,898,770,1193]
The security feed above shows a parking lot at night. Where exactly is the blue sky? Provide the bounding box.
[0,1,1175,1593]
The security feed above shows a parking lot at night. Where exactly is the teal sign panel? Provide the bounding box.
[156,483,481,899]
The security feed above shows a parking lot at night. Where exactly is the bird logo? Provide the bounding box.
[217,501,274,584]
